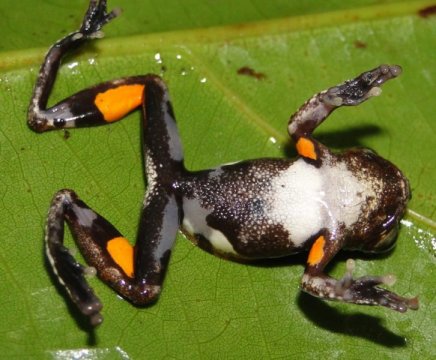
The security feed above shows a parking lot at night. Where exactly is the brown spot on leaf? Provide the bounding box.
[354,40,367,49]
[237,66,266,80]
[418,5,436,18]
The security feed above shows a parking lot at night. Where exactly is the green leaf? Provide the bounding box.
[0,0,434,358]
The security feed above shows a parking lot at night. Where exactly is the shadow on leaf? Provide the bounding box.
[297,292,406,347]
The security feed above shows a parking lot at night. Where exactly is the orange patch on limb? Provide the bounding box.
[307,236,325,266]
[296,137,317,160]
[107,237,134,278]
[94,84,145,122]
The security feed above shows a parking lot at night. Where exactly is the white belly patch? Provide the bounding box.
[268,158,379,245]
[268,159,323,246]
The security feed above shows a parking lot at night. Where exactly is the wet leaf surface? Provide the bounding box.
[0,0,434,358]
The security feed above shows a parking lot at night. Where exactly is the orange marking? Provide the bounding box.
[107,237,134,278]
[296,137,317,160]
[307,235,325,266]
[94,84,145,122]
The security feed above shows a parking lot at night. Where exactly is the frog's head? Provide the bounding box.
[343,149,411,253]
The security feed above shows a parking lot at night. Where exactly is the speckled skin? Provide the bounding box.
[27,1,418,327]
[179,148,409,259]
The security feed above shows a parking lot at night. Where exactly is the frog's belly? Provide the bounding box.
[182,155,378,257]
[182,159,325,257]
[265,159,324,246]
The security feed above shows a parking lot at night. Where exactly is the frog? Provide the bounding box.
[28,0,418,326]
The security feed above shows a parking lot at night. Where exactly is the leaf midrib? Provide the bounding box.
[0,0,433,72]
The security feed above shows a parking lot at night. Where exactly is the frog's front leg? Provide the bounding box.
[288,65,402,162]
[302,233,419,312]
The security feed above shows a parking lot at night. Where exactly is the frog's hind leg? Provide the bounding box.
[301,233,419,312]
[32,1,186,326]
[45,187,179,326]
[288,65,402,163]
[44,77,184,326]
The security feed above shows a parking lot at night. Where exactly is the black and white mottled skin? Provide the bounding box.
[180,150,409,258]
[28,0,418,327]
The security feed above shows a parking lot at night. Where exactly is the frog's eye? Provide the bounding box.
[373,225,399,253]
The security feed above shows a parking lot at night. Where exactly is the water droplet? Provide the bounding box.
[67,61,79,69]
[154,53,162,64]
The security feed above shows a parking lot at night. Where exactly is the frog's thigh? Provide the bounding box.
[182,197,238,256]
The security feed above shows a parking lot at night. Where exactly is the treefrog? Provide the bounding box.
[28,0,418,326]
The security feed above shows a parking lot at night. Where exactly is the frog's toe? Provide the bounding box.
[361,64,403,87]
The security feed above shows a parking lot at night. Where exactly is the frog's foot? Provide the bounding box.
[51,245,104,326]
[79,0,121,38]
[302,259,419,312]
[321,64,402,107]
[334,259,419,312]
